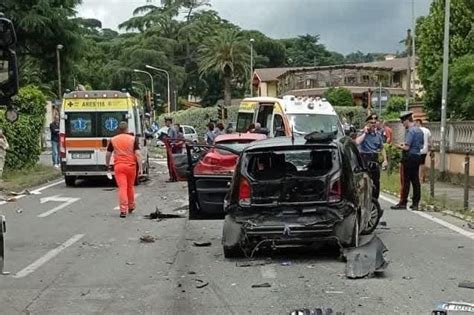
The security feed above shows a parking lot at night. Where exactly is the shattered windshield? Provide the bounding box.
[288,114,342,136]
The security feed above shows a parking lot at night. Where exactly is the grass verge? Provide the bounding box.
[1,164,62,192]
[381,171,473,221]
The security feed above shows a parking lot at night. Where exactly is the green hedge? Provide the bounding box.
[158,105,367,136]
[0,86,46,170]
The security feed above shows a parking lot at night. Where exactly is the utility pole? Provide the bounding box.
[440,0,451,174]
[411,0,416,97]
[56,44,64,99]
[249,38,254,97]
[405,29,412,111]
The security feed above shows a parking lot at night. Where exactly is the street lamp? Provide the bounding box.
[145,65,171,114]
[440,0,451,174]
[56,44,64,99]
[249,38,255,97]
[133,69,154,116]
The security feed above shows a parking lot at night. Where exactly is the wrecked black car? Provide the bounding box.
[222,132,378,258]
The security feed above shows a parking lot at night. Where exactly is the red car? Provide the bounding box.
[188,133,267,219]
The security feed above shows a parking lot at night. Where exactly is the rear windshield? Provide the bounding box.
[216,140,254,155]
[246,149,338,180]
[65,111,127,138]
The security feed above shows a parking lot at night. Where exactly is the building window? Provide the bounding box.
[344,76,357,85]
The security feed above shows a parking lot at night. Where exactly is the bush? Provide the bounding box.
[385,96,406,115]
[0,86,46,170]
[334,106,367,129]
[324,87,354,107]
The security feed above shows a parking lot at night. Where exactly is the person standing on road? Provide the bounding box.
[415,119,432,183]
[205,123,216,145]
[0,129,9,183]
[381,120,393,144]
[355,114,388,200]
[105,122,142,218]
[164,118,178,182]
[391,112,424,210]
[50,115,60,168]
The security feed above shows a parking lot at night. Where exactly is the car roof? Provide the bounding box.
[242,136,340,152]
[215,133,267,143]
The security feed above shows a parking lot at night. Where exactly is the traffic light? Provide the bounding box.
[217,104,223,120]
[153,93,161,110]
[223,107,228,120]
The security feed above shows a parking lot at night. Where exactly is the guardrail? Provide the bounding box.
[424,121,474,152]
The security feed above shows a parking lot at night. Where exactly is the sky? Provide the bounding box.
[77,0,432,54]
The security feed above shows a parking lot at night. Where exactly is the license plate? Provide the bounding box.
[72,153,91,159]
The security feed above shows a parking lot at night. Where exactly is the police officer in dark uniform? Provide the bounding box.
[356,113,388,199]
[391,111,424,210]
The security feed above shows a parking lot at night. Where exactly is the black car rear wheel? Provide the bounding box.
[361,199,382,235]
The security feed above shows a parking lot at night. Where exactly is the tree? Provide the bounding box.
[416,0,474,115]
[1,0,83,96]
[281,34,336,66]
[324,87,353,107]
[447,54,474,119]
[198,29,250,106]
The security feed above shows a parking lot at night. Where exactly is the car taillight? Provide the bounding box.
[328,178,341,202]
[238,177,251,206]
[59,133,66,158]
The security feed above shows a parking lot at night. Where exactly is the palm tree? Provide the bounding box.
[198,29,249,106]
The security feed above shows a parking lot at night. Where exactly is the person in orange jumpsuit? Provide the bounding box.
[106,122,142,218]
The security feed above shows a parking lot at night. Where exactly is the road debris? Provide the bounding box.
[195,279,209,289]
[251,282,271,288]
[140,235,156,243]
[193,241,211,247]
[81,289,91,297]
[289,307,337,315]
[403,276,414,280]
[126,262,135,265]
[16,209,23,214]
[188,271,196,275]
[145,207,184,220]
[458,281,474,290]
[467,222,474,230]
[236,260,271,267]
[342,235,389,279]
[433,301,474,314]
[281,261,292,266]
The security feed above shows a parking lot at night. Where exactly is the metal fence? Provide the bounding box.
[424,121,474,152]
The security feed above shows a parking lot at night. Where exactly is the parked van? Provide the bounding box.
[236,96,342,137]
[59,90,149,186]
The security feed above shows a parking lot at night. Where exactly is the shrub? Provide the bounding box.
[324,87,354,107]
[0,86,46,170]
[385,96,406,115]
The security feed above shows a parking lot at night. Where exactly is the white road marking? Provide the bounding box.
[13,234,85,278]
[0,180,64,207]
[113,193,141,210]
[30,180,64,194]
[260,265,277,279]
[37,195,80,218]
[380,194,474,240]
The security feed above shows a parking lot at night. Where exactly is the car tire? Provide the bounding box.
[361,199,382,235]
[65,176,76,187]
[223,245,244,258]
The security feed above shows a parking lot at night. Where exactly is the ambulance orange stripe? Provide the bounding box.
[65,139,106,148]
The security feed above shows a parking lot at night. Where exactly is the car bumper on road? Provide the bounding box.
[223,205,356,248]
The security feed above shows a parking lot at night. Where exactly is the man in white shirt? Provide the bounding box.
[415,119,432,183]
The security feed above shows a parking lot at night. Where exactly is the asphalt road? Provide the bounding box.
[0,160,473,314]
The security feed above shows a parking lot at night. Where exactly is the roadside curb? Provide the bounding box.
[381,189,474,223]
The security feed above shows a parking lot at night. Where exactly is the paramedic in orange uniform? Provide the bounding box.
[105,122,142,218]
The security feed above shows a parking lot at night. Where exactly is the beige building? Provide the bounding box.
[252,57,420,102]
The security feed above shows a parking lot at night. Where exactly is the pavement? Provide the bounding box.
[0,159,473,314]
[421,180,474,210]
